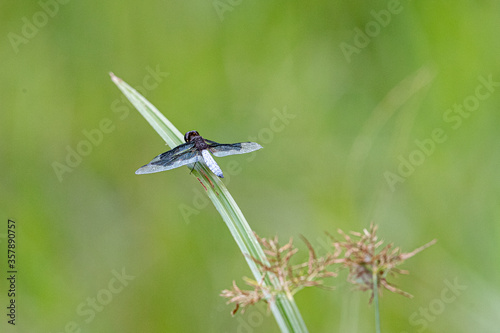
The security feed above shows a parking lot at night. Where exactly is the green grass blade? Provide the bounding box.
[110,73,308,332]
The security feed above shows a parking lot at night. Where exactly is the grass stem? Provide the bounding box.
[373,272,381,333]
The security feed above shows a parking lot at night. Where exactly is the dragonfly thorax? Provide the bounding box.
[184,130,209,150]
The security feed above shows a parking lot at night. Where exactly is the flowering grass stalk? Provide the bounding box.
[221,234,338,315]
[110,73,308,332]
[331,223,437,332]
[221,221,436,332]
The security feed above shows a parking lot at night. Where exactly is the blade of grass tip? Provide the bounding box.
[110,73,308,332]
[109,72,183,148]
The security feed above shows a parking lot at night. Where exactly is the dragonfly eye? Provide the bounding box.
[184,130,200,142]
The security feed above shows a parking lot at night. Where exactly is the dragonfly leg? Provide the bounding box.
[189,162,198,175]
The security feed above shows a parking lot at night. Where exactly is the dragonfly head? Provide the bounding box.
[184,130,200,143]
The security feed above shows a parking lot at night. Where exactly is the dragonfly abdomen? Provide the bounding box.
[201,149,224,178]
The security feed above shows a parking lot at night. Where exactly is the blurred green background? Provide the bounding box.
[1,0,499,332]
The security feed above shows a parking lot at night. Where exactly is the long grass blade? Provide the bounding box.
[110,73,308,332]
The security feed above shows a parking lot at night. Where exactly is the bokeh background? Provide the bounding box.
[1,1,499,332]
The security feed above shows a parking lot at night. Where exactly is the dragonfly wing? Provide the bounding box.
[206,140,263,157]
[135,143,201,174]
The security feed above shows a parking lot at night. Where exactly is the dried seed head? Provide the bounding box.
[330,223,436,302]
[220,233,339,315]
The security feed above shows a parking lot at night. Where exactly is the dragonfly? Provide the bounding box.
[135,130,263,178]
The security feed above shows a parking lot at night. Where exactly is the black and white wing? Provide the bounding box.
[205,140,263,157]
[135,142,201,174]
